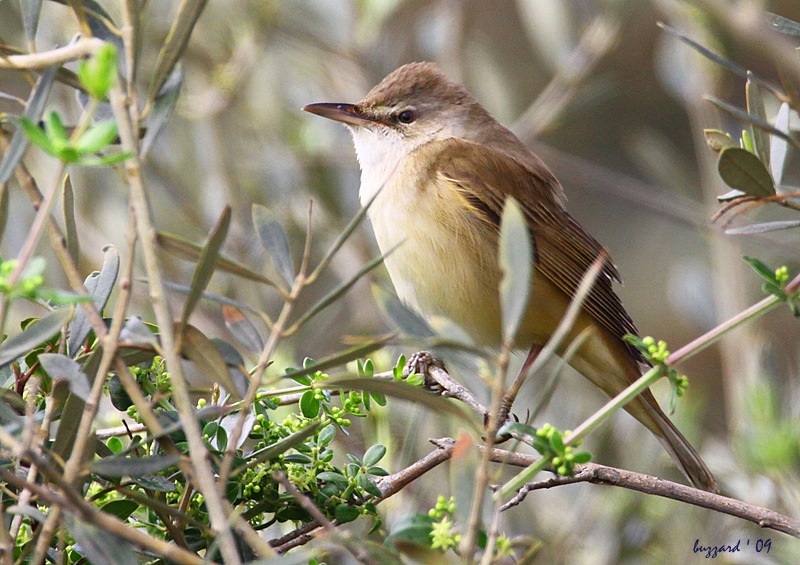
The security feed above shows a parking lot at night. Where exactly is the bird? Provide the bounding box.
[303,61,717,492]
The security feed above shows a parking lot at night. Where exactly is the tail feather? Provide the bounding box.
[639,396,719,492]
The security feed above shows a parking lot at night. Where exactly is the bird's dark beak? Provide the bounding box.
[302,103,375,127]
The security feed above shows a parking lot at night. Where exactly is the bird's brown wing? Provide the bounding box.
[423,138,644,363]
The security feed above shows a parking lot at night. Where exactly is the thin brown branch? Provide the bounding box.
[500,460,800,538]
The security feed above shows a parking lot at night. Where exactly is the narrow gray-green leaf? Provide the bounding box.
[222,304,264,353]
[38,353,91,401]
[659,22,782,92]
[65,516,138,565]
[119,316,158,345]
[771,102,790,188]
[22,0,43,45]
[62,175,79,264]
[68,245,119,355]
[717,189,748,202]
[372,285,435,338]
[705,96,798,147]
[311,189,379,280]
[252,203,294,286]
[235,422,320,475]
[717,147,775,197]
[180,324,243,400]
[768,13,800,36]
[147,0,208,105]
[499,197,532,345]
[321,376,478,430]
[90,454,181,477]
[0,181,8,248]
[180,206,230,329]
[281,336,394,381]
[7,504,47,524]
[726,220,800,235]
[0,307,73,368]
[746,73,770,168]
[161,279,266,317]
[0,65,57,185]
[142,63,183,156]
[290,247,394,332]
[157,231,279,288]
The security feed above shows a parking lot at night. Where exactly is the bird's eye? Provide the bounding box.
[397,110,415,124]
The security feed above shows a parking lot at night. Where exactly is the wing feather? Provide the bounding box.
[422,138,644,363]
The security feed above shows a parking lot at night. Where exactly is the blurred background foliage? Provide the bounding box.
[2,0,800,562]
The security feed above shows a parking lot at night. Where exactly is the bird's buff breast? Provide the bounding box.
[365,170,507,345]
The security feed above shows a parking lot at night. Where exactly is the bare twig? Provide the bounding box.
[0,38,105,70]
[500,461,800,538]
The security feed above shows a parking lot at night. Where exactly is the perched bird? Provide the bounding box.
[304,62,717,491]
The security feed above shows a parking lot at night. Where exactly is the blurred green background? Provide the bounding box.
[2,0,799,562]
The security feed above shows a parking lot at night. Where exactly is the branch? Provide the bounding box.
[500,460,800,538]
[0,38,105,70]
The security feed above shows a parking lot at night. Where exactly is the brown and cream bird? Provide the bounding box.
[304,62,717,491]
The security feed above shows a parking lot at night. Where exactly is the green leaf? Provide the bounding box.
[300,390,320,418]
[499,197,532,345]
[572,452,592,464]
[38,353,91,401]
[252,203,294,286]
[77,43,117,100]
[107,375,133,411]
[75,120,118,154]
[80,151,132,166]
[62,175,79,264]
[717,147,775,197]
[318,424,336,447]
[317,471,348,485]
[44,111,68,144]
[703,129,737,153]
[100,499,139,520]
[363,444,386,467]
[90,454,181,478]
[180,206,231,330]
[0,65,56,185]
[742,257,776,283]
[335,504,359,523]
[19,116,53,154]
[357,474,382,498]
[0,307,73,368]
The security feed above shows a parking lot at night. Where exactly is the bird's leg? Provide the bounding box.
[403,351,488,416]
[498,344,543,427]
